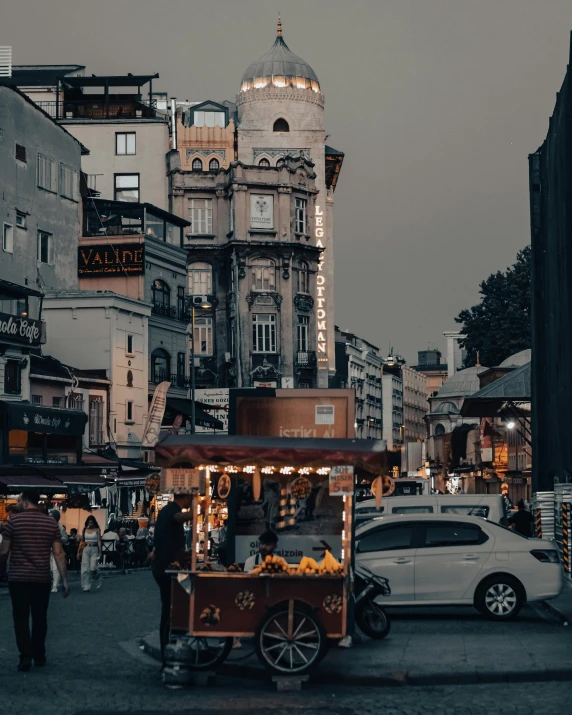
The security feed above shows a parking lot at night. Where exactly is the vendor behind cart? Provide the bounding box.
[150,487,195,663]
[244,530,278,572]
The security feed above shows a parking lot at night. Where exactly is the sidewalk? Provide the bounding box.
[141,580,572,687]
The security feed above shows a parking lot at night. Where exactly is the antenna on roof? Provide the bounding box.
[277,13,282,37]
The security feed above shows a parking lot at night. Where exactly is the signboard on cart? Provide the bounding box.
[329,466,354,496]
[236,535,343,565]
[161,468,206,494]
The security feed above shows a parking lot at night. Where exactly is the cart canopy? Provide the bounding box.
[155,434,387,473]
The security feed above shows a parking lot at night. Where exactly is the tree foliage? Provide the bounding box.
[455,246,531,368]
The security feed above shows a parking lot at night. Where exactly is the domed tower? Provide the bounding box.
[236,19,337,386]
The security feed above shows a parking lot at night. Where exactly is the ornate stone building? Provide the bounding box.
[168,21,343,389]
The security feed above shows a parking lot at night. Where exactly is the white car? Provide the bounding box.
[356,513,563,619]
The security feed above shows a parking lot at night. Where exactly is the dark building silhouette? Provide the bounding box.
[529,32,572,491]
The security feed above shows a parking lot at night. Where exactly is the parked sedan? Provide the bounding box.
[355,514,563,619]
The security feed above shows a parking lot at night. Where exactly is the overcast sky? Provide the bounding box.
[3,0,572,363]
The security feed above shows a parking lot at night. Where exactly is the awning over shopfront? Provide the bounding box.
[0,474,67,493]
[0,400,87,436]
[155,434,388,473]
[461,363,531,418]
[165,398,224,431]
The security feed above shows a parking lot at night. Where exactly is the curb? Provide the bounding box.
[139,635,572,687]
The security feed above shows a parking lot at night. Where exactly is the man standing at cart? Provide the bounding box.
[244,530,278,571]
[150,487,195,665]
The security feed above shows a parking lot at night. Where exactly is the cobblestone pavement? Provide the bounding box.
[1,572,571,715]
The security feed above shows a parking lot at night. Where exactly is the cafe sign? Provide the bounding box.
[0,311,42,346]
[78,243,145,277]
[2,401,87,436]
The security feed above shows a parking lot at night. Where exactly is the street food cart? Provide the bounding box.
[154,434,386,676]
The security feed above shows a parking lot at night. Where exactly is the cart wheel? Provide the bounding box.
[255,602,327,675]
[169,636,232,670]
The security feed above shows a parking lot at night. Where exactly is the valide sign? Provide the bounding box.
[78,243,145,277]
[0,312,42,346]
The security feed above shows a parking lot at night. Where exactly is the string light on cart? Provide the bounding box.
[279,467,295,475]
[261,467,275,474]
[316,467,330,475]
[242,465,256,473]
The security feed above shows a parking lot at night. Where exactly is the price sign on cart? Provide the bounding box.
[329,465,355,496]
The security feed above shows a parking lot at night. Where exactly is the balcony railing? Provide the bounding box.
[150,371,190,388]
[151,304,189,322]
[296,351,317,367]
[35,98,167,121]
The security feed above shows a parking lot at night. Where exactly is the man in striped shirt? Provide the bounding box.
[0,490,69,671]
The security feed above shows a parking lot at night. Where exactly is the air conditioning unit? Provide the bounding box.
[192,294,210,307]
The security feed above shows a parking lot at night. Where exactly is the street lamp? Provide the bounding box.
[189,294,212,434]
[506,420,516,430]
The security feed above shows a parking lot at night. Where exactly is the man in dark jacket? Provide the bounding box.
[509,500,534,537]
[150,489,194,662]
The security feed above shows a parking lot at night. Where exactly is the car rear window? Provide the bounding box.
[356,506,384,516]
[391,506,434,514]
[441,505,490,518]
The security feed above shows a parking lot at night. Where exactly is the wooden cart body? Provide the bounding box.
[171,571,346,638]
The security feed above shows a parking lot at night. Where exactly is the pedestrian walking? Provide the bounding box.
[79,515,102,592]
[509,499,534,537]
[0,490,69,671]
[49,509,69,593]
[150,488,194,664]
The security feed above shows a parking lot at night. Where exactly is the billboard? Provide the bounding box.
[195,388,229,433]
[230,388,355,439]
[78,243,145,277]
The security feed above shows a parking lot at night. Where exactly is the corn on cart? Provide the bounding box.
[154,434,386,677]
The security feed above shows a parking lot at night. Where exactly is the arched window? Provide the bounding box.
[434,423,446,436]
[151,348,170,383]
[192,157,203,171]
[258,158,270,167]
[276,158,285,168]
[189,262,212,295]
[251,257,276,291]
[297,261,309,294]
[209,158,220,171]
[152,279,170,315]
[273,118,289,132]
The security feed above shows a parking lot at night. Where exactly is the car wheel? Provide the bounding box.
[475,575,524,620]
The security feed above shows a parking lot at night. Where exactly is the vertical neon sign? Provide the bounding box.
[315,205,327,356]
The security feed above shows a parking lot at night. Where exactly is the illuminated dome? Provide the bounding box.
[240,19,320,93]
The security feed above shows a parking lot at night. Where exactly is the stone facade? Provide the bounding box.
[169,155,321,388]
[332,327,383,439]
[0,85,83,406]
[401,365,428,442]
[42,291,150,459]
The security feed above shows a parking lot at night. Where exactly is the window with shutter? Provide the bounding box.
[15,144,27,162]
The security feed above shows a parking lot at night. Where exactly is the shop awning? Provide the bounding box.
[60,474,108,487]
[0,401,87,436]
[461,363,531,418]
[155,434,387,473]
[165,398,224,430]
[0,474,66,493]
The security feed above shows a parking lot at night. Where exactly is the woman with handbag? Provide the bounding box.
[78,516,102,592]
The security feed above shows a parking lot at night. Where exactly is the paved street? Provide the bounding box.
[2,571,572,714]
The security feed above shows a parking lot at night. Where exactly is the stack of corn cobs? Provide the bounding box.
[249,551,343,576]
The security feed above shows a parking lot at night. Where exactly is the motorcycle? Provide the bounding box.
[354,564,391,639]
